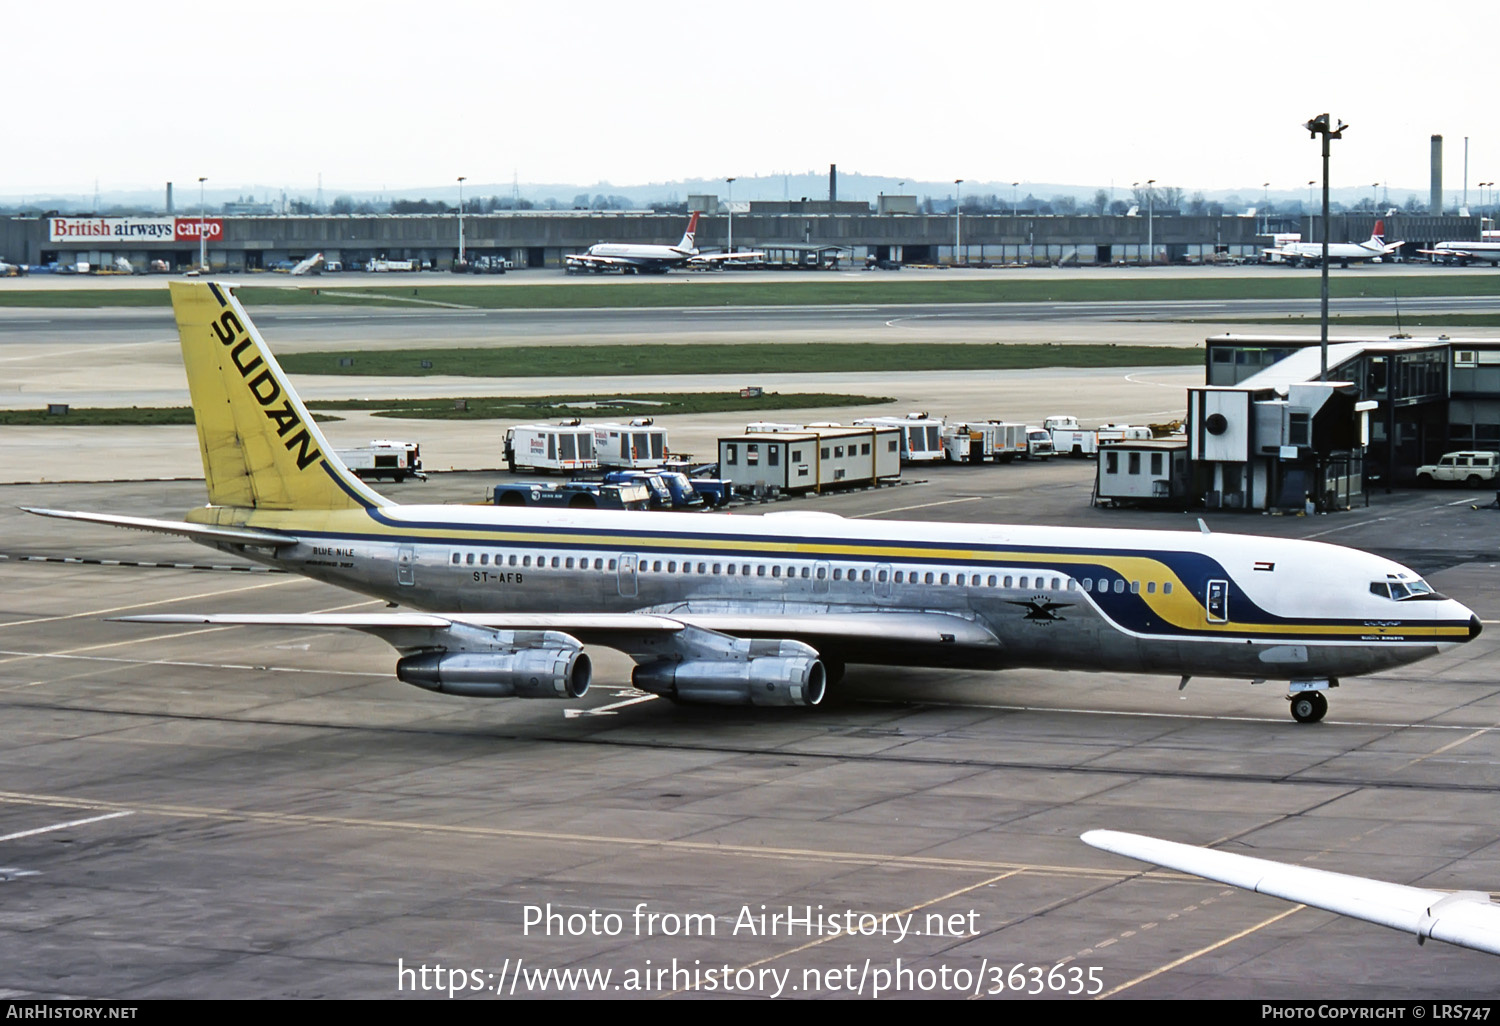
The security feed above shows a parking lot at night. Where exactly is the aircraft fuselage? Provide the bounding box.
[204,502,1479,682]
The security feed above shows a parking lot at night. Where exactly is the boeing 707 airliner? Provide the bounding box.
[25,282,1479,721]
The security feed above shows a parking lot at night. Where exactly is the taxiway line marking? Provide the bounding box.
[667,869,1026,998]
[1094,905,1304,999]
[1303,514,1400,539]
[0,788,1137,881]
[0,810,135,844]
[0,597,386,682]
[851,496,983,518]
[563,693,659,718]
[1397,726,1495,772]
[0,577,300,631]
[0,649,387,679]
[0,626,237,672]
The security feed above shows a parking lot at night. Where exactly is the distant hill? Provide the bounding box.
[0,171,1430,216]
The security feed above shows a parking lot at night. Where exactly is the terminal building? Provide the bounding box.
[1104,334,1500,513]
[1204,334,1498,484]
[0,209,1481,273]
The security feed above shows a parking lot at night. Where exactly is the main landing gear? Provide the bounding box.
[1287,679,1337,723]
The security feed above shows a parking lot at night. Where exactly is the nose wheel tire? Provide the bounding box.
[1290,691,1328,724]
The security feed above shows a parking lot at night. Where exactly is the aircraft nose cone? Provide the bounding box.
[1471,615,1483,640]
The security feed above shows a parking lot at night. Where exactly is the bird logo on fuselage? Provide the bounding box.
[1007,596,1073,622]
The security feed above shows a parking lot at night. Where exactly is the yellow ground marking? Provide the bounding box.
[0,576,300,631]
[0,787,1132,881]
[1094,906,1304,999]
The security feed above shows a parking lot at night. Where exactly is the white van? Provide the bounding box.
[1415,451,1500,487]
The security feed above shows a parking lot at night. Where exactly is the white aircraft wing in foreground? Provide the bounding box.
[1082,829,1500,956]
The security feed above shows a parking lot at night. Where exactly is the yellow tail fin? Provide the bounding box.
[170,281,387,511]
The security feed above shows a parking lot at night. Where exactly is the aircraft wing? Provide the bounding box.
[688,251,766,266]
[114,609,997,649]
[1082,829,1500,956]
[1418,247,1475,258]
[21,507,296,548]
[565,253,643,270]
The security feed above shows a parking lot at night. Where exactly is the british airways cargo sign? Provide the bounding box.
[48,217,225,243]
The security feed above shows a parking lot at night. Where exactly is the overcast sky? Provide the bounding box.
[7,0,1493,202]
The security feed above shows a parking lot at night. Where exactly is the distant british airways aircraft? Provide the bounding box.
[564,212,703,273]
[1264,219,1404,267]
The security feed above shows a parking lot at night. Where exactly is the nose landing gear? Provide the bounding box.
[1287,679,1336,723]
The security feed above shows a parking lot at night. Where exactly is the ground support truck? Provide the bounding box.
[334,440,426,482]
[504,424,600,475]
[492,480,650,510]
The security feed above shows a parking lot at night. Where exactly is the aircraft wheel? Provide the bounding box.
[1290,691,1327,724]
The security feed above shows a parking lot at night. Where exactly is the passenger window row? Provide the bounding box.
[445,550,1176,597]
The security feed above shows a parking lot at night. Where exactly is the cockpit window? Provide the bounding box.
[1372,577,1441,601]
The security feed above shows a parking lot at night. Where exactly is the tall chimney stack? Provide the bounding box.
[165,181,173,215]
[829,164,837,202]
[1431,135,1443,214]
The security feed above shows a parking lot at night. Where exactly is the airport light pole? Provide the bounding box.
[1305,113,1347,382]
[1146,179,1156,264]
[726,177,735,254]
[1307,179,1316,213]
[1371,182,1379,213]
[457,176,466,267]
[1011,181,1019,217]
[197,176,207,272]
[954,179,963,265]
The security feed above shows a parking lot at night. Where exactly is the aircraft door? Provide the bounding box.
[1205,579,1228,623]
[874,563,892,600]
[618,553,638,598]
[813,560,831,595]
[397,546,415,587]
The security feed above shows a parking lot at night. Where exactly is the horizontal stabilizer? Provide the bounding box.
[22,507,295,548]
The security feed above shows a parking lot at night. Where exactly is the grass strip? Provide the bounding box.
[3,273,1500,309]
[279,342,1204,378]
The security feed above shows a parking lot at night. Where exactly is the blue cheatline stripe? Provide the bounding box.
[319,457,387,508]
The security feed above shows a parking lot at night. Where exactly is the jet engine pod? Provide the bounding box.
[397,649,591,699]
[632,655,826,707]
